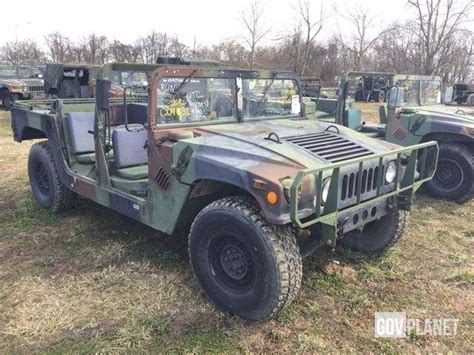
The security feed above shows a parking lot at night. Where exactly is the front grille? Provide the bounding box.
[341,166,384,201]
[27,85,44,93]
[283,131,372,162]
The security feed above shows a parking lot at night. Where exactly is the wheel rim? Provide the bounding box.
[209,235,255,293]
[432,158,464,192]
[34,161,50,197]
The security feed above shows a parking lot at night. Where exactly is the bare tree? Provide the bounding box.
[336,7,383,71]
[240,0,270,68]
[297,0,324,76]
[408,0,473,75]
[79,34,110,64]
[44,32,73,63]
[0,40,46,65]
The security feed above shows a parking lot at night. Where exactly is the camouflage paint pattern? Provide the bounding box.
[11,63,438,248]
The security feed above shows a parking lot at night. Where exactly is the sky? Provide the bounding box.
[0,0,414,48]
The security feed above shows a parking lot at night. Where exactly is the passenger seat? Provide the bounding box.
[66,112,96,164]
[110,125,149,196]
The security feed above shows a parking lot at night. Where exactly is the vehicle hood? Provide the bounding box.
[189,118,400,170]
[402,105,474,127]
[1,78,44,87]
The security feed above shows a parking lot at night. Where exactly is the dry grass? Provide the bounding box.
[0,108,473,352]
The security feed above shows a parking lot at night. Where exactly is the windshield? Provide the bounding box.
[19,67,42,79]
[156,77,236,124]
[155,76,300,125]
[242,79,300,119]
[0,68,18,79]
[394,79,441,106]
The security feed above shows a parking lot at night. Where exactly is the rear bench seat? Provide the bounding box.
[110,125,149,196]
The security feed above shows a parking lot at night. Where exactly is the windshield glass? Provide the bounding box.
[0,68,18,78]
[393,78,441,106]
[242,79,300,118]
[156,77,236,124]
[19,67,42,79]
[420,80,441,105]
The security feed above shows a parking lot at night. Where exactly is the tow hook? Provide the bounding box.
[387,197,397,211]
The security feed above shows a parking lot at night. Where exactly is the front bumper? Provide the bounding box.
[289,141,438,245]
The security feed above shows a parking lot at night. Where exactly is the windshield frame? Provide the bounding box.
[149,66,302,130]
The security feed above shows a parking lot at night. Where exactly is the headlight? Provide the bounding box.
[385,161,397,184]
[23,86,28,92]
[322,178,331,204]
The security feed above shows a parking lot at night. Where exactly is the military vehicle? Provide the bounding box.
[300,77,322,99]
[0,65,46,108]
[44,63,148,100]
[354,74,392,102]
[11,63,437,321]
[450,82,474,106]
[326,72,473,204]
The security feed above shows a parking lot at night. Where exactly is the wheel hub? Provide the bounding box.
[35,162,50,196]
[220,245,248,280]
[433,159,463,192]
[209,235,255,292]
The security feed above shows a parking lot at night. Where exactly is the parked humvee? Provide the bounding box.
[0,65,46,108]
[326,72,473,203]
[11,63,437,321]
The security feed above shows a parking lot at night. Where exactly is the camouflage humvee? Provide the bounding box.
[0,65,46,109]
[11,63,437,321]
[328,72,473,203]
[44,63,148,100]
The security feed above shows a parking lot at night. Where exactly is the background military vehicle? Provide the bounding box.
[44,63,148,100]
[300,77,322,100]
[11,63,437,321]
[450,82,474,106]
[354,74,392,102]
[0,65,46,108]
[326,72,473,204]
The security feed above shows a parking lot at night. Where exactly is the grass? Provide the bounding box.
[0,107,473,352]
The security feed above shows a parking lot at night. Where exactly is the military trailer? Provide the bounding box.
[11,63,438,321]
[330,72,473,204]
[354,74,392,102]
[0,65,46,108]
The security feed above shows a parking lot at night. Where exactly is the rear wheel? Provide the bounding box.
[188,196,302,321]
[424,143,473,204]
[340,209,409,254]
[28,141,76,212]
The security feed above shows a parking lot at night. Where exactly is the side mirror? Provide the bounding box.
[387,87,404,108]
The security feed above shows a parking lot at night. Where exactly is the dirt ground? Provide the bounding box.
[0,108,473,352]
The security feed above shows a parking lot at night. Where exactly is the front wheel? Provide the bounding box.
[424,143,473,204]
[188,196,302,321]
[340,209,409,254]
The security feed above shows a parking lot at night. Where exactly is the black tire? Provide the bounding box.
[377,90,386,102]
[28,141,76,212]
[2,92,19,109]
[188,196,302,321]
[424,143,473,204]
[340,209,409,254]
